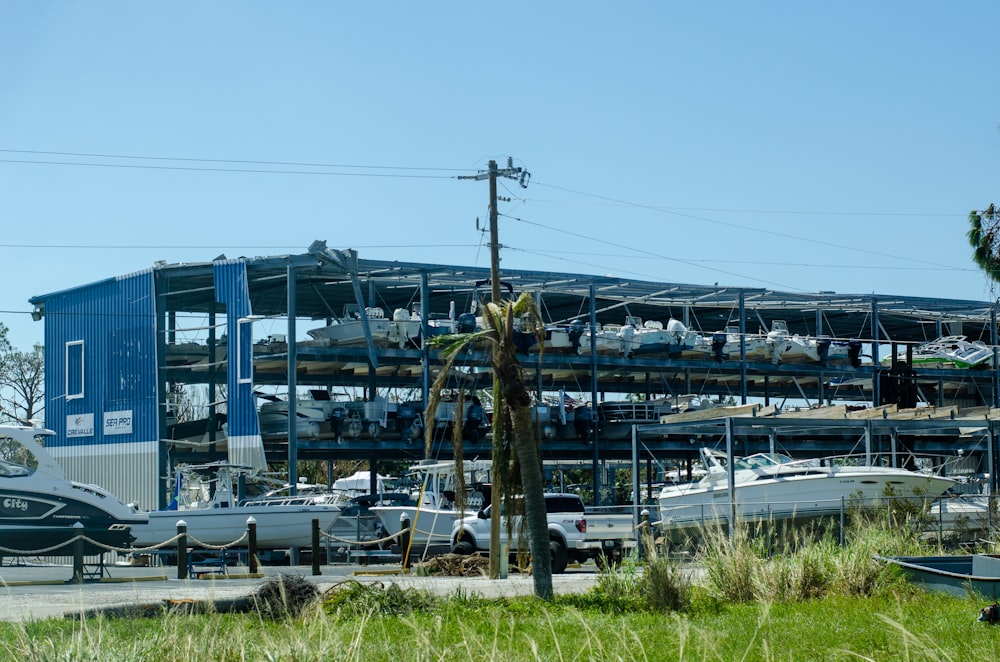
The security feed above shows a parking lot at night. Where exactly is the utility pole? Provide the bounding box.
[459,157,530,303]
[459,157,530,578]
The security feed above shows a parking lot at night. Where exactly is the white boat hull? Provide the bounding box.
[658,469,953,529]
[131,504,341,549]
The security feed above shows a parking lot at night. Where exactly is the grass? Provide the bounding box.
[4,520,1000,661]
[4,589,1000,661]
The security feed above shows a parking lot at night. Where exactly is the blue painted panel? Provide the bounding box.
[213,261,261,440]
[41,271,159,448]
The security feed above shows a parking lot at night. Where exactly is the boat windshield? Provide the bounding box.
[733,453,794,471]
[0,459,33,477]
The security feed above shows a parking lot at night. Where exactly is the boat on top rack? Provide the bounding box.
[577,322,624,356]
[767,320,822,364]
[618,316,681,357]
[881,335,995,369]
[0,425,145,554]
[710,326,771,361]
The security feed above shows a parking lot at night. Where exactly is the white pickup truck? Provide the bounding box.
[449,493,636,573]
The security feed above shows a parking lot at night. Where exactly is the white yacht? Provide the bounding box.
[658,447,954,530]
[0,425,145,554]
[130,463,341,549]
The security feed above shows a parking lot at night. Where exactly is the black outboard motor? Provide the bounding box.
[463,399,485,441]
[573,404,594,440]
[847,340,863,368]
[816,336,832,366]
[330,407,347,441]
[457,312,477,334]
[397,402,418,443]
[712,331,727,361]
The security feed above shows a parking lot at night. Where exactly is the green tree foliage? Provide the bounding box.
[968,203,1000,283]
[0,324,44,426]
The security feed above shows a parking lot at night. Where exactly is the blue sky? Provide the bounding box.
[1,2,998,350]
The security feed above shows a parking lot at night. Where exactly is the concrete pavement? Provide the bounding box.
[0,560,602,622]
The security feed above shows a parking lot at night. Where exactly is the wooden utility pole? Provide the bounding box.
[459,157,529,578]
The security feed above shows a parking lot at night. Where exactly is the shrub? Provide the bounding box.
[253,574,321,620]
[322,581,438,618]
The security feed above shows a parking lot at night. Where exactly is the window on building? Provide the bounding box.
[237,318,253,385]
[66,340,84,400]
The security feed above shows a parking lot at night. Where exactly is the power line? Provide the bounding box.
[0,158,460,179]
[513,248,976,272]
[502,204,964,272]
[0,148,472,173]
[0,243,478,250]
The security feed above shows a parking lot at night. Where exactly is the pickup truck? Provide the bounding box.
[584,506,638,566]
[449,493,636,573]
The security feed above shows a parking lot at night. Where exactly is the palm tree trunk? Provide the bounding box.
[508,403,553,600]
[494,306,553,599]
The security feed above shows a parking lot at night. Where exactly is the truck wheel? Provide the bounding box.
[549,539,569,574]
[596,548,621,570]
[452,540,475,556]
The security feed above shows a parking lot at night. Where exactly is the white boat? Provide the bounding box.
[710,326,771,361]
[307,305,394,347]
[882,336,995,369]
[370,459,492,548]
[130,463,341,549]
[258,397,336,437]
[577,322,624,356]
[665,319,713,358]
[618,317,677,357]
[767,320,821,364]
[657,447,954,530]
[0,425,146,554]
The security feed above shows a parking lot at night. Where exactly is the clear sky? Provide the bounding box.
[2,2,998,350]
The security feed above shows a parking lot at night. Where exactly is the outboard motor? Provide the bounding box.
[463,400,485,441]
[330,407,347,441]
[397,402,419,443]
[712,331,727,361]
[816,336,832,366]
[457,312,477,334]
[847,340,863,368]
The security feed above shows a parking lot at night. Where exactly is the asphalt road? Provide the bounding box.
[0,560,602,622]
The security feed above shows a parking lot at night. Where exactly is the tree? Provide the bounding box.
[427,293,554,599]
[0,338,44,426]
[968,204,1000,283]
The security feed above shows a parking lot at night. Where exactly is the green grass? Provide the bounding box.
[3,588,1000,661]
[4,521,999,661]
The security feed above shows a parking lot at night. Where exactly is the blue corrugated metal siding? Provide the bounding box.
[43,271,159,446]
[214,260,265,470]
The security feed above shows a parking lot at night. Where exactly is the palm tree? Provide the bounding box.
[968,204,1000,283]
[425,292,554,599]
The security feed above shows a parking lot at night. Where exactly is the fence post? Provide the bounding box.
[247,516,258,574]
[70,521,85,584]
[640,509,650,560]
[311,518,321,576]
[839,496,845,547]
[176,520,188,580]
[400,513,411,572]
